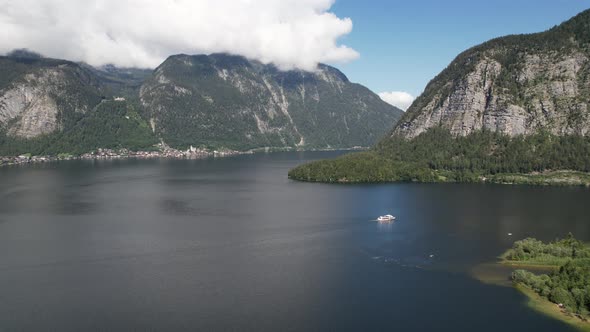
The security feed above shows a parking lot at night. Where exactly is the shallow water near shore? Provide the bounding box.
[0,151,588,331]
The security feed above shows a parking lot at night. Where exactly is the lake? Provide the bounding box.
[0,151,588,331]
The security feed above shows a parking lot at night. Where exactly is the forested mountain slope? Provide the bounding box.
[140,53,403,150]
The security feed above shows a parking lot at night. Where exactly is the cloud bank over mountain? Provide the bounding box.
[0,0,358,70]
[378,91,415,111]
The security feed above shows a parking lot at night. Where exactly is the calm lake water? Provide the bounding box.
[0,151,588,331]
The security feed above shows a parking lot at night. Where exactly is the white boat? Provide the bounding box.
[377,214,395,222]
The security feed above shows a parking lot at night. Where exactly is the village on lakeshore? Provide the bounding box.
[0,144,250,167]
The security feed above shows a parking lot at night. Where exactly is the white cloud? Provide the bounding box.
[0,0,359,70]
[378,91,415,111]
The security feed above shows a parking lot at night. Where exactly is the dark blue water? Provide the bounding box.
[0,151,588,331]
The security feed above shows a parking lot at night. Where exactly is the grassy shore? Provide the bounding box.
[504,259,590,330]
[501,260,561,269]
[498,236,590,330]
[487,171,590,186]
[501,258,590,268]
[471,260,589,331]
[500,255,590,269]
[517,285,590,331]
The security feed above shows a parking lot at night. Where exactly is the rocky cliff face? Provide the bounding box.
[0,55,161,156]
[140,53,403,150]
[394,10,590,139]
[0,56,103,138]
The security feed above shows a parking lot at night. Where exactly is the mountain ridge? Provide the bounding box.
[140,53,403,150]
[0,51,402,155]
[289,9,590,185]
[394,9,590,139]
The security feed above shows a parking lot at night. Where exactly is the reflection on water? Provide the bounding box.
[0,152,587,332]
[376,219,395,231]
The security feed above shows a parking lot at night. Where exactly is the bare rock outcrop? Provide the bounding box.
[394,10,590,139]
[0,58,102,139]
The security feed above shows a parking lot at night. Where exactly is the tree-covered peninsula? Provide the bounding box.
[503,235,590,329]
[288,128,590,185]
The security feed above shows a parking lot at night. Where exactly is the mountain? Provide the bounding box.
[0,55,104,139]
[0,53,157,155]
[139,53,403,150]
[289,10,590,185]
[83,64,153,100]
[395,9,590,139]
[0,51,402,156]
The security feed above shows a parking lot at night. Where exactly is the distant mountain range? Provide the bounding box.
[289,9,590,185]
[0,51,403,156]
[141,53,403,150]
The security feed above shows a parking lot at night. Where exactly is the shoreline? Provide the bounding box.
[500,235,590,329]
[472,261,589,331]
[0,146,365,168]
[0,146,249,167]
[516,285,590,332]
[500,260,561,269]
[289,170,590,187]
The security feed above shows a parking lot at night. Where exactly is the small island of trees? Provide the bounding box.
[503,234,590,323]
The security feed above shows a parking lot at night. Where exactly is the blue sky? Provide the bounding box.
[329,0,590,100]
